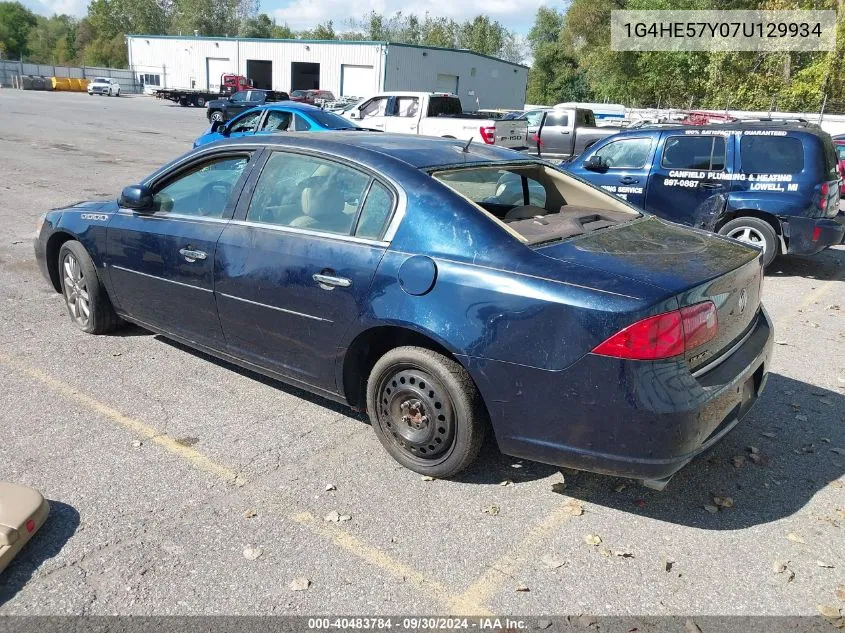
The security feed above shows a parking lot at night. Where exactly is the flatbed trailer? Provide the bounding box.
[153,89,220,107]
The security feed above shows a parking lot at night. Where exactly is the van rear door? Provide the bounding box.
[644,131,734,229]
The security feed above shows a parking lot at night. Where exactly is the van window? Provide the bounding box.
[740,135,804,174]
[662,136,726,170]
[593,138,652,169]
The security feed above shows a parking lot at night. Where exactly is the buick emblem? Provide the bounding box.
[738,289,748,315]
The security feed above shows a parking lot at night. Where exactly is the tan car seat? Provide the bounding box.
[0,482,50,573]
[290,181,352,234]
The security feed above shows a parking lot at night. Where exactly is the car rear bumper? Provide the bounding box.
[462,306,774,481]
[784,212,845,254]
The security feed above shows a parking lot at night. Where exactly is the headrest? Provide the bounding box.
[301,182,345,217]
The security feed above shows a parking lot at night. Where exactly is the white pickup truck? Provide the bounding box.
[345,92,527,149]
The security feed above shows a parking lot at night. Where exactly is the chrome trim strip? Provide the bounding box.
[110,265,213,293]
[228,219,389,247]
[115,211,230,224]
[691,318,757,378]
[217,292,333,323]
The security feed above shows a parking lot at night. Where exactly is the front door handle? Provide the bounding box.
[313,273,352,289]
[619,176,639,184]
[179,248,207,262]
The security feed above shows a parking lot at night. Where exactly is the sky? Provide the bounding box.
[20,0,555,35]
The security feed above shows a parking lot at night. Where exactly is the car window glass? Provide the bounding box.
[247,91,264,102]
[437,169,546,208]
[229,111,262,134]
[153,155,249,218]
[524,111,544,126]
[246,152,370,235]
[594,138,653,169]
[545,112,568,127]
[294,114,311,131]
[230,91,247,102]
[355,182,395,239]
[263,110,293,131]
[661,136,725,170]
[836,145,845,160]
[360,98,388,118]
[740,135,804,174]
[395,97,419,118]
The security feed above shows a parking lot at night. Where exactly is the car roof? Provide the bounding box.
[255,101,327,113]
[618,121,826,137]
[206,133,538,169]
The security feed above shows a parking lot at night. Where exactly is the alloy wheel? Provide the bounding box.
[726,225,767,254]
[62,253,90,326]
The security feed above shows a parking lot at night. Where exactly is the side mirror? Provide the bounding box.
[119,185,154,211]
[585,155,608,173]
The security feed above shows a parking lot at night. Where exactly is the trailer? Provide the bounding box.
[153,73,252,107]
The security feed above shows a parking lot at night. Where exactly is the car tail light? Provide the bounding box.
[480,126,496,144]
[819,182,829,211]
[592,301,718,360]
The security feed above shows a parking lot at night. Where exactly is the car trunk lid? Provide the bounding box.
[536,216,763,370]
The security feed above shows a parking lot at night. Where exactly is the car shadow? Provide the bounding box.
[767,247,844,280]
[559,373,844,529]
[0,500,80,606]
[155,336,367,423]
[112,323,152,337]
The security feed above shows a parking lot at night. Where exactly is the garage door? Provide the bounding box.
[435,73,459,95]
[340,65,375,97]
[206,58,232,91]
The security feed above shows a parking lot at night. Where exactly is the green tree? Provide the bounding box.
[0,1,37,59]
[26,14,77,64]
[239,13,274,38]
[170,0,239,36]
[271,22,295,39]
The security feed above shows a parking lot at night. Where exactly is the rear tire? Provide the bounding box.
[718,216,779,267]
[366,346,486,478]
[58,241,122,335]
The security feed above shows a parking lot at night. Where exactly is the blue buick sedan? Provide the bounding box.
[34,134,773,486]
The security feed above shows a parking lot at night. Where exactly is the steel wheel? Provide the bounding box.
[375,366,456,463]
[726,225,767,253]
[62,252,90,327]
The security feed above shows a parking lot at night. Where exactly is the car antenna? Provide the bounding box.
[462,137,473,153]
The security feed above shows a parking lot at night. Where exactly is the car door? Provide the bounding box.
[106,149,258,347]
[214,149,397,391]
[224,91,251,118]
[644,132,732,227]
[385,96,420,134]
[536,110,572,158]
[355,96,391,130]
[524,110,545,155]
[576,136,654,208]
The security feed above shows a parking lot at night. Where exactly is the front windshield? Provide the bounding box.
[94,78,109,83]
[291,90,306,97]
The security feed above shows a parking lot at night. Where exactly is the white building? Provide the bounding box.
[126,35,528,110]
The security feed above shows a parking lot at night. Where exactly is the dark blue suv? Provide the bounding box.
[565,122,845,266]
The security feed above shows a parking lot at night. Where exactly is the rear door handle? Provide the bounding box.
[179,248,207,262]
[619,176,639,184]
[313,273,352,289]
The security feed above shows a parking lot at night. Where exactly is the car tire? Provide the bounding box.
[209,111,224,123]
[58,241,122,335]
[718,216,779,267]
[366,346,487,478]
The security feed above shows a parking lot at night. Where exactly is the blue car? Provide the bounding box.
[34,133,773,486]
[564,122,845,267]
[194,102,362,148]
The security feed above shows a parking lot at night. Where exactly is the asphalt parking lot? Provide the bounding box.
[0,90,843,618]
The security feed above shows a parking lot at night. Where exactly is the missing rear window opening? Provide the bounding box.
[433,164,640,245]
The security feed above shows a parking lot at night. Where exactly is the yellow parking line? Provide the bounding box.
[292,512,491,615]
[0,353,245,486]
[453,504,575,613]
[1,353,481,614]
